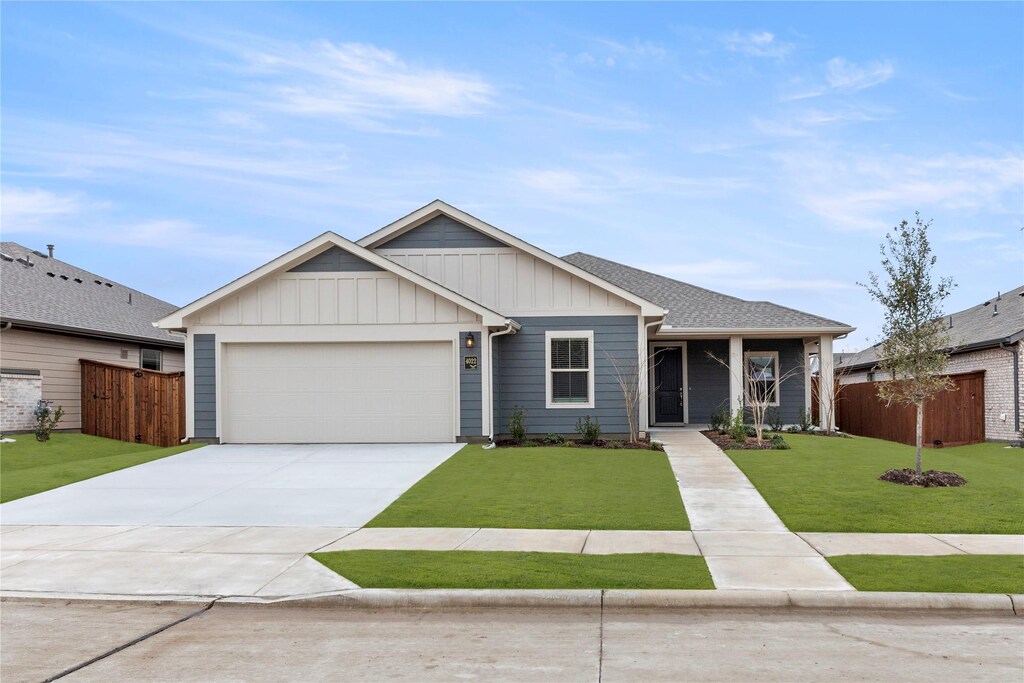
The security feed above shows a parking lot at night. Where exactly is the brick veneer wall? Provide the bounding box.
[840,342,1022,442]
[1,372,43,433]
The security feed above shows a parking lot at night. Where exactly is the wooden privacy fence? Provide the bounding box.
[80,359,185,447]
[833,371,985,447]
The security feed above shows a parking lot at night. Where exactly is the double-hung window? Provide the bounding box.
[744,351,779,406]
[140,348,163,371]
[546,331,594,409]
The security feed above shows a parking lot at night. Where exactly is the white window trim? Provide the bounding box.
[545,330,595,410]
[744,350,780,407]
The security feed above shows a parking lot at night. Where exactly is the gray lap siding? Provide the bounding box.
[742,338,806,424]
[494,315,638,435]
[193,334,217,438]
[686,340,731,425]
[459,331,482,437]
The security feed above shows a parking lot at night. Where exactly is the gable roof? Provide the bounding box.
[358,200,666,317]
[839,284,1024,371]
[157,231,511,329]
[562,252,855,334]
[0,241,184,347]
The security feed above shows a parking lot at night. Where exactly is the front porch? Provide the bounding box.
[642,335,837,431]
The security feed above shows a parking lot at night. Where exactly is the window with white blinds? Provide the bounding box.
[545,330,594,408]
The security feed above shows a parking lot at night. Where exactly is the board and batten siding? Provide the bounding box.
[494,315,638,435]
[188,271,480,328]
[0,327,184,431]
[459,331,482,437]
[193,334,217,438]
[378,248,637,318]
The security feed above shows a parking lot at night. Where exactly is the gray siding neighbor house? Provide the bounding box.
[0,242,185,432]
[158,201,854,444]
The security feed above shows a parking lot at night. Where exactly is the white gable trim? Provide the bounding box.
[358,200,666,317]
[157,232,510,329]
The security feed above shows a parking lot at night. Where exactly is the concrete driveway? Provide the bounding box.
[0,443,461,598]
[0,443,461,527]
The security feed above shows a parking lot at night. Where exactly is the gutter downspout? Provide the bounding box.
[484,320,519,448]
[999,341,1020,435]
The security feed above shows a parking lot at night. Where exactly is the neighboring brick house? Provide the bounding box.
[838,286,1024,442]
[0,242,185,432]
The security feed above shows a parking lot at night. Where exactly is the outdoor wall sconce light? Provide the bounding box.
[465,332,475,348]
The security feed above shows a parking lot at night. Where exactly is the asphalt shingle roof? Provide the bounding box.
[562,252,853,332]
[838,284,1024,370]
[0,242,184,346]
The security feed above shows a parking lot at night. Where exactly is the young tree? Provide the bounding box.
[706,351,804,442]
[860,212,955,476]
[606,351,657,444]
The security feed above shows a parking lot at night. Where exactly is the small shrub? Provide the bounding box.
[771,434,791,450]
[799,407,814,432]
[33,401,64,443]
[744,425,757,438]
[648,441,665,452]
[728,409,747,442]
[786,425,800,434]
[575,415,602,445]
[708,405,730,433]
[562,440,577,448]
[509,406,527,445]
[765,407,784,432]
[543,433,565,446]
[608,439,623,450]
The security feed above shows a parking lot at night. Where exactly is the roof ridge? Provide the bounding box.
[564,252,748,304]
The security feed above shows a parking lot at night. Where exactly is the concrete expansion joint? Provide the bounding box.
[41,597,221,681]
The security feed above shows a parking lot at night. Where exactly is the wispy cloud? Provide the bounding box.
[511,165,749,204]
[248,40,495,120]
[824,57,894,92]
[1,186,101,231]
[722,31,794,60]
[944,230,1004,242]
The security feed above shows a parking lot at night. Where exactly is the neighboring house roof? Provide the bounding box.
[158,231,513,329]
[838,284,1024,371]
[562,252,854,334]
[358,200,666,317]
[0,242,184,347]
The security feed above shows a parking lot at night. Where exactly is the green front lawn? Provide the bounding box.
[367,445,688,530]
[0,433,203,503]
[312,550,714,589]
[728,434,1023,534]
[828,555,1024,593]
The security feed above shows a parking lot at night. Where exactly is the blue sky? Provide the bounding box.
[2,2,1021,350]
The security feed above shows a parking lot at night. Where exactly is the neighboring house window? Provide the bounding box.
[545,331,595,409]
[745,351,780,406]
[140,348,163,371]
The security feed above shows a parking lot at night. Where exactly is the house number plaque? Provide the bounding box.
[464,356,478,370]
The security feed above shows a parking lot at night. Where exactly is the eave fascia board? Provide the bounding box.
[157,231,508,329]
[653,326,856,339]
[357,200,666,317]
[1,318,185,348]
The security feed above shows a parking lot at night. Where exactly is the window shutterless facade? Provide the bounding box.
[545,330,595,409]
[140,348,163,371]
[744,350,780,406]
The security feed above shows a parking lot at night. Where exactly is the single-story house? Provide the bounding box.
[838,285,1023,442]
[0,242,185,432]
[157,200,854,444]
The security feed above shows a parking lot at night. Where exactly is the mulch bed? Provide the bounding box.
[879,468,967,488]
[494,439,654,450]
[700,431,776,451]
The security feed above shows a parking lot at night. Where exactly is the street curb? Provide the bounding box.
[3,589,1019,614]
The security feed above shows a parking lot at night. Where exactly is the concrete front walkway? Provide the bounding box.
[652,429,854,591]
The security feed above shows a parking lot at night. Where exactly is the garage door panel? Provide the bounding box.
[222,342,454,443]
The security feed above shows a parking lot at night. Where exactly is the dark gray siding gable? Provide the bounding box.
[378,215,505,249]
[686,340,731,425]
[288,246,383,272]
[193,334,217,438]
[459,332,482,437]
[495,315,638,435]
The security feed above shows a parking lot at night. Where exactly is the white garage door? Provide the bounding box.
[221,342,454,443]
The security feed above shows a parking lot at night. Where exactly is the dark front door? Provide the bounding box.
[654,348,685,423]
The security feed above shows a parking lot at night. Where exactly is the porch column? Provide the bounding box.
[638,318,649,434]
[729,335,744,417]
[804,341,815,418]
[818,334,835,431]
